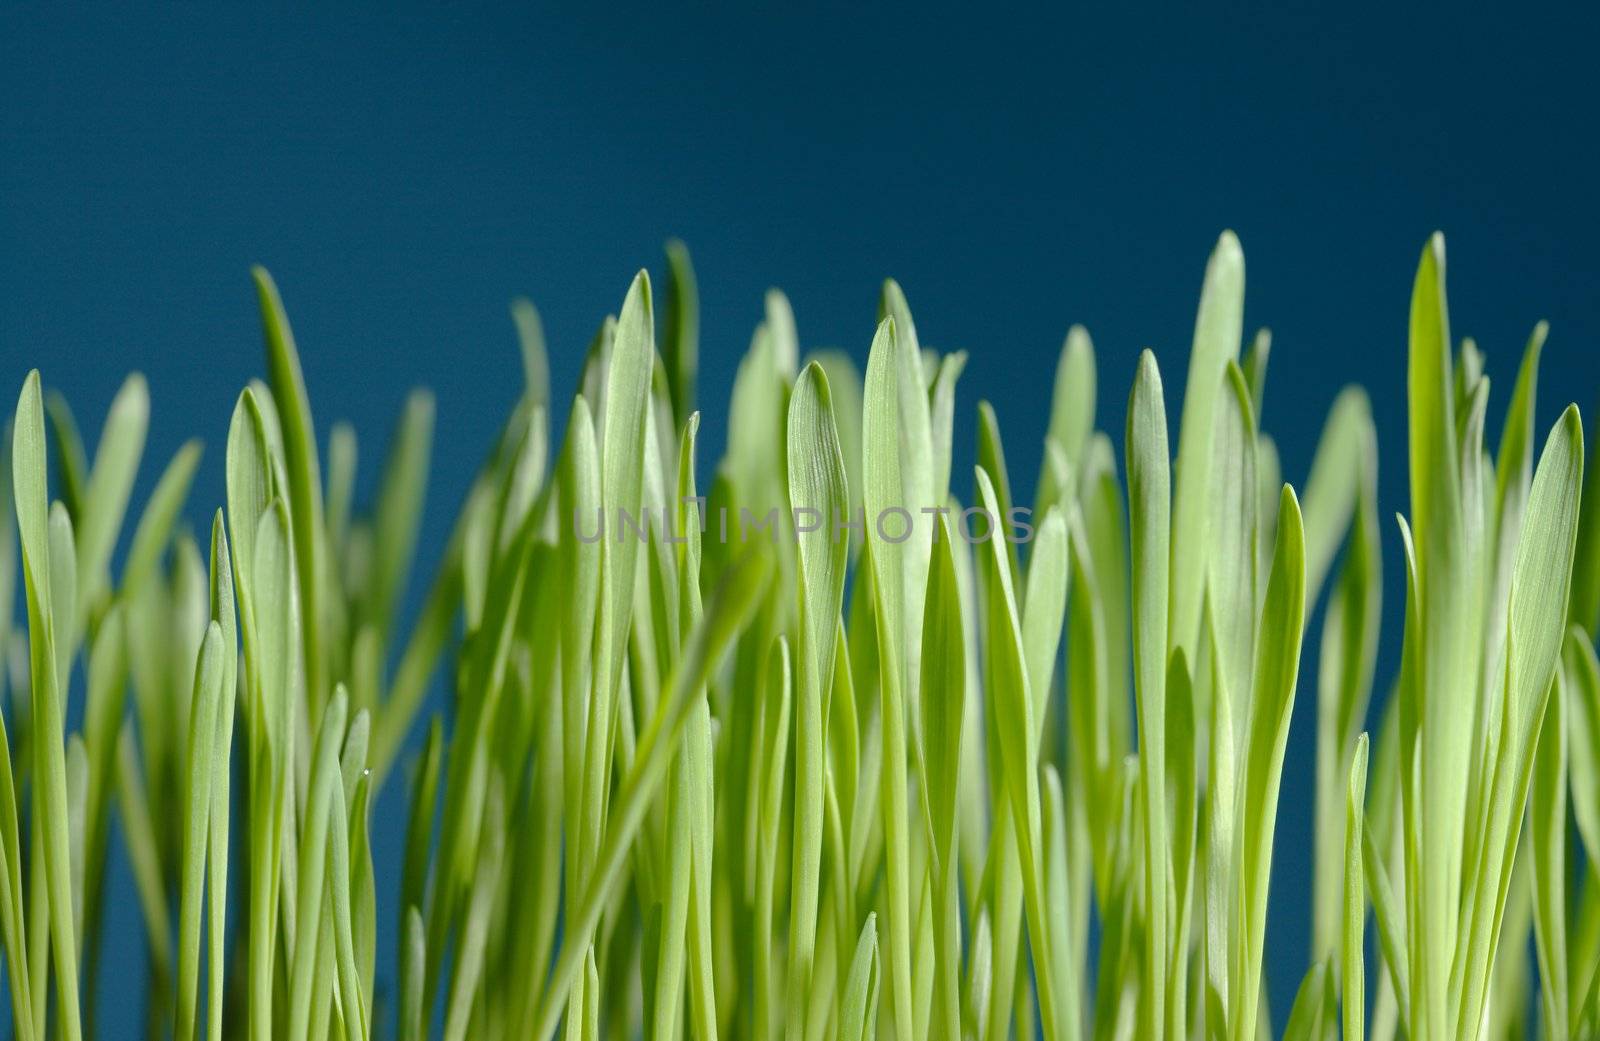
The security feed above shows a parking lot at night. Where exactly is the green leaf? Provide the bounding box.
[253,267,328,711]
[1209,360,1258,734]
[1301,386,1376,608]
[1364,781,1410,1029]
[1125,349,1171,1037]
[286,688,348,1041]
[1530,666,1568,1041]
[75,373,149,622]
[839,915,881,1041]
[753,637,792,1040]
[1565,630,1600,866]
[1170,230,1245,660]
[1282,959,1336,1041]
[662,239,699,428]
[364,389,433,641]
[877,280,936,679]
[1454,404,1585,1038]
[247,496,298,1041]
[122,439,204,600]
[766,288,800,378]
[12,371,84,1041]
[442,776,505,1041]
[806,349,864,538]
[510,295,551,417]
[1571,386,1600,636]
[920,513,966,1041]
[927,351,967,513]
[43,389,88,522]
[976,401,1022,594]
[1241,328,1271,418]
[0,668,31,1041]
[784,362,849,1041]
[326,421,357,561]
[1344,734,1370,1041]
[1232,486,1306,1041]
[1403,235,1477,1041]
[1044,324,1096,477]
[595,269,654,727]
[65,734,87,958]
[862,313,919,1040]
[1312,398,1380,961]
[1022,509,1068,739]
[400,906,426,1041]
[205,514,237,1041]
[1494,323,1547,532]
[176,622,225,1041]
[1164,648,1197,1040]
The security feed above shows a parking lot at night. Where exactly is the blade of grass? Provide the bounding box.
[176,622,225,1041]
[1530,666,1567,1041]
[862,314,917,1040]
[662,240,699,428]
[784,362,849,1041]
[12,371,84,1041]
[1405,235,1473,1041]
[839,914,880,1041]
[1126,350,1171,1038]
[287,688,348,1041]
[363,389,433,642]
[753,638,792,1041]
[977,465,1061,1040]
[1564,631,1600,881]
[1453,405,1584,1038]
[1170,231,1245,660]
[75,373,148,626]
[1042,325,1096,486]
[1231,486,1306,1041]
[1282,959,1335,1041]
[1344,734,1370,1041]
[920,513,966,1041]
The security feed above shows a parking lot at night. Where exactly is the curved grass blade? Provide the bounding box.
[253,267,329,710]
[12,371,84,1041]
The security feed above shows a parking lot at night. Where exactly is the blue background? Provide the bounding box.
[4,6,1598,1035]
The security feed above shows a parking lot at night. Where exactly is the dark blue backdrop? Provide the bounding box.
[4,6,1598,1036]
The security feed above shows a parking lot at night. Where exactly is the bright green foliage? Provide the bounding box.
[2,234,1594,1041]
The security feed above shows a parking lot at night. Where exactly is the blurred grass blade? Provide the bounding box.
[1344,734,1369,1041]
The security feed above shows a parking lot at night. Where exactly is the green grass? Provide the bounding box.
[3,232,1598,1040]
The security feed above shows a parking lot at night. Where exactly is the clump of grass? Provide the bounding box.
[2,232,1597,1041]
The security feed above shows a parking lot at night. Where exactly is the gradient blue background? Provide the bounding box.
[4,6,1599,1036]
